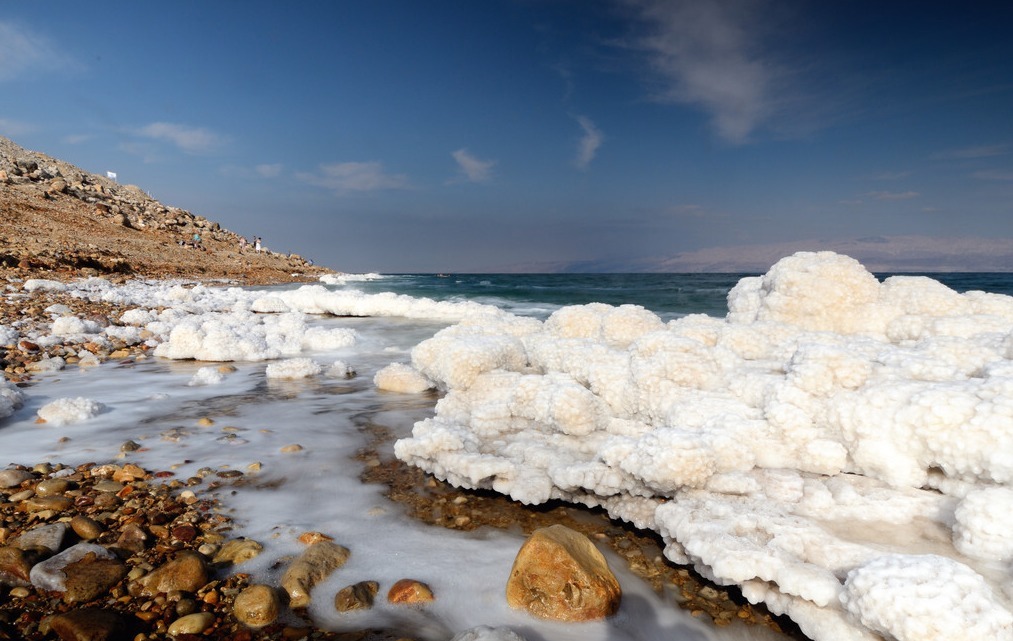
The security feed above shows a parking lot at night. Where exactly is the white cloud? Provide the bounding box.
[622,0,778,143]
[0,117,36,137]
[450,149,495,183]
[297,161,408,193]
[574,115,603,170]
[255,163,283,178]
[868,190,919,201]
[134,122,225,154]
[0,21,78,81]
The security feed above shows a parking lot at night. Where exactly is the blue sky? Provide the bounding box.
[2,1,1012,272]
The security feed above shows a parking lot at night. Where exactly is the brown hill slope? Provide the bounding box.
[0,136,332,284]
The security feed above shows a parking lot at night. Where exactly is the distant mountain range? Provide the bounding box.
[500,236,1013,273]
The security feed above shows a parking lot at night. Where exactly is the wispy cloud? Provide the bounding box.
[450,149,495,183]
[622,0,779,143]
[868,190,919,201]
[134,122,226,154]
[255,163,283,179]
[869,170,911,181]
[63,133,94,145]
[297,161,409,193]
[931,144,1009,160]
[0,117,36,137]
[666,204,708,218]
[574,115,603,170]
[973,169,1013,181]
[0,21,78,81]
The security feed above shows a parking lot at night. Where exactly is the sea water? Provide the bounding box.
[2,268,1012,641]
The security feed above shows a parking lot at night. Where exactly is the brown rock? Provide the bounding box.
[0,469,33,488]
[114,522,148,553]
[281,540,350,608]
[505,524,621,622]
[0,546,45,587]
[49,607,130,641]
[23,495,74,512]
[335,580,379,612]
[62,551,128,603]
[48,178,68,194]
[35,477,73,497]
[387,579,434,605]
[135,550,208,596]
[211,538,263,566]
[69,515,105,540]
[233,584,282,628]
[167,611,215,636]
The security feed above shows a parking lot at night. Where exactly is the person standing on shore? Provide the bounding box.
[254,237,262,253]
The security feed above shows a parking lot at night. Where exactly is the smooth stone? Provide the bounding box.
[24,496,74,512]
[135,550,208,596]
[281,540,350,608]
[92,480,124,493]
[49,608,130,641]
[0,469,33,489]
[10,522,68,553]
[387,578,435,605]
[69,515,105,540]
[335,580,379,612]
[30,543,116,592]
[35,478,72,497]
[505,524,621,622]
[233,584,281,628]
[114,523,148,553]
[167,612,215,636]
[211,538,262,566]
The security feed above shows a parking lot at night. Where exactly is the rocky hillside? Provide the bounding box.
[0,136,332,284]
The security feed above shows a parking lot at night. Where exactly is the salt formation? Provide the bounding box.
[37,397,104,426]
[0,380,24,419]
[395,252,1013,641]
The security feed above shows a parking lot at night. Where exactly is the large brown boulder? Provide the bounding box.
[506,524,621,622]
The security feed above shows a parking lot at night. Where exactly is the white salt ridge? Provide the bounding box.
[374,363,434,393]
[188,366,225,386]
[395,252,1013,641]
[0,380,23,419]
[265,358,324,379]
[37,397,104,426]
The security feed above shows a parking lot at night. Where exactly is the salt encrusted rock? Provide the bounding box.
[0,469,32,488]
[30,543,117,593]
[335,580,379,611]
[233,584,282,628]
[10,522,68,553]
[211,538,263,566]
[506,525,621,622]
[167,612,215,636]
[387,578,434,605]
[134,550,208,596]
[281,540,350,608]
[49,607,131,641]
[61,550,128,603]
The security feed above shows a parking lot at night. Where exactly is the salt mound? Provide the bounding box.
[0,380,24,420]
[395,251,1013,641]
[265,358,323,380]
[37,397,103,426]
[374,363,433,393]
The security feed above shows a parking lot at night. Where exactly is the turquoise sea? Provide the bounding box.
[340,272,1013,321]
